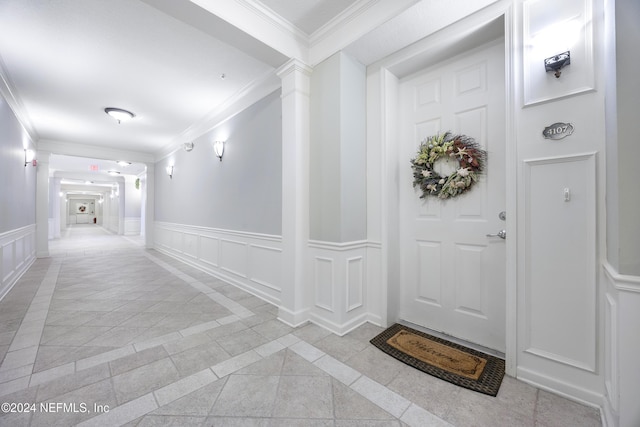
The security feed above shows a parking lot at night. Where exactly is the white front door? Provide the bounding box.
[398,39,506,352]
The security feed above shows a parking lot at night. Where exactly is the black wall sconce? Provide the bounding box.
[214,141,225,162]
[545,51,570,78]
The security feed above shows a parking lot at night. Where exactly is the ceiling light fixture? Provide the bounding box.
[117,160,131,166]
[107,170,121,176]
[105,107,135,124]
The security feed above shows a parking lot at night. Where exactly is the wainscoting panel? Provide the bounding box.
[248,244,282,292]
[308,240,369,335]
[154,222,282,305]
[182,232,199,260]
[523,153,597,372]
[220,239,248,278]
[602,262,640,426]
[314,257,334,312]
[346,256,364,312]
[124,217,141,236]
[199,236,219,267]
[0,225,36,301]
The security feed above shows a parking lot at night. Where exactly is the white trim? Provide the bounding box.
[517,366,606,411]
[522,0,595,106]
[154,222,283,307]
[603,261,640,293]
[0,225,37,301]
[38,139,154,164]
[308,240,370,251]
[155,74,282,161]
[0,55,38,141]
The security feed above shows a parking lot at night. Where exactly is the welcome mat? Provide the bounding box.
[370,323,505,396]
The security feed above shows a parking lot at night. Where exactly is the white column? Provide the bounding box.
[52,177,61,238]
[277,59,312,326]
[144,164,154,248]
[35,152,50,257]
[117,181,125,235]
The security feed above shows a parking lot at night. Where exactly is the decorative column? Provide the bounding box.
[52,177,61,238]
[117,181,125,235]
[35,151,50,257]
[144,164,154,248]
[276,59,312,326]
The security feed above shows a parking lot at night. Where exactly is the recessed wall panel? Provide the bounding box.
[183,232,198,259]
[249,244,282,292]
[200,235,219,267]
[220,239,248,278]
[525,153,596,371]
[523,0,594,104]
[347,257,364,312]
[315,257,334,312]
[2,242,13,282]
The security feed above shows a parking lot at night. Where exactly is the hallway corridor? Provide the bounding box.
[0,226,601,426]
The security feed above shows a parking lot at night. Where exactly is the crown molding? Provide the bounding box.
[189,0,308,62]
[38,139,154,164]
[155,68,282,161]
[0,54,39,142]
[308,0,420,66]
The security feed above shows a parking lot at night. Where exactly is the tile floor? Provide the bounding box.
[0,225,602,426]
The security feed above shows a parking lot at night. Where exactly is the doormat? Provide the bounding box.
[370,323,505,396]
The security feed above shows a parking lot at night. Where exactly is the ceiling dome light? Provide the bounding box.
[105,107,135,124]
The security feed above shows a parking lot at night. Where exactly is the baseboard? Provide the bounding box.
[517,366,605,410]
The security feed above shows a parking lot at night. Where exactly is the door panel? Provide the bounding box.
[398,40,506,352]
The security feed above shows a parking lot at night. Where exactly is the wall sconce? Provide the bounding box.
[545,51,570,78]
[24,149,35,167]
[166,165,174,179]
[214,141,225,161]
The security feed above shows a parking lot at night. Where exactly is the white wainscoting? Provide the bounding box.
[517,152,603,407]
[154,222,283,306]
[602,262,640,427]
[124,217,141,235]
[0,225,36,301]
[308,240,370,335]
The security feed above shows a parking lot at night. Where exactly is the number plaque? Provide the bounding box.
[542,122,574,140]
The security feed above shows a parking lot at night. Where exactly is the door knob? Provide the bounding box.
[486,229,506,239]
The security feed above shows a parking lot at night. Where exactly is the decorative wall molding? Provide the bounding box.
[154,222,282,306]
[516,366,606,410]
[124,217,141,236]
[602,260,640,426]
[0,225,36,301]
[155,222,381,337]
[522,152,597,373]
[603,261,640,293]
[522,0,595,105]
[308,240,369,335]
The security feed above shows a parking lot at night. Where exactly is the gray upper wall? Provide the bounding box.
[154,90,282,235]
[0,97,36,233]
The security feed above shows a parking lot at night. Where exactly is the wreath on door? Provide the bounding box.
[410,132,486,199]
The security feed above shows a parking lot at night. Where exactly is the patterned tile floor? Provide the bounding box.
[0,225,602,426]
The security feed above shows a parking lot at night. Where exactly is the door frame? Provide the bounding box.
[369,3,518,375]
